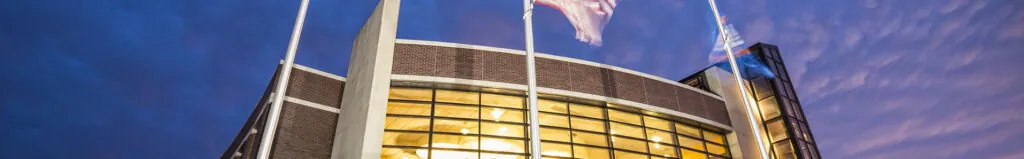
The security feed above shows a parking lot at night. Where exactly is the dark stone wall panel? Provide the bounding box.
[703,96,732,125]
[535,58,571,90]
[675,86,708,118]
[568,63,607,96]
[607,70,647,103]
[392,44,437,76]
[286,69,344,108]
[644,78,678,110]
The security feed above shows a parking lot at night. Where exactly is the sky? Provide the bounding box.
[0,0,1022,158]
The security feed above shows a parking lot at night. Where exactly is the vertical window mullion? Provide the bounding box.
[427,89,437,159]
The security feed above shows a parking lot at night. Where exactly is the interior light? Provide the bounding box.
[460,128,469,135]
[651,136,662,142]
[491,109,504,121]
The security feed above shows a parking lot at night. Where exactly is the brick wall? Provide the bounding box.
[392,43,731,125]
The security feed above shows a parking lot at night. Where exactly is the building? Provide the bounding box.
[222,1,820,159]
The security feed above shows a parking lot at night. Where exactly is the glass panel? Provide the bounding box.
[433,119,479,135]
[540,142,573,158]
[431,134,479,149]
[613,150,647,159]
[643,116,673,131]
[610,123,644,138]
[382,132,430,147]
[481,137,526,153]
[781,99,797,117]
[679,149,707,159]
[752,78,774,100]
[649,143,677,158]
[758,97,781,120]
[709,155,727,159]
[676,124,701,138]
[773,140,796,159]
[482,93,524,109]
[539,113,570,128]
[386,102,432,116]
[801,124,814,142]
[572,131,609,147]
[790,120,804,140]
[482,153,525,159]
[380,147,425,159]
[482,122,524,138]
[646,129,676,144]
[767,120,788,142]
[809,144,820,159]
[570,103,605,119]
[574,145,611,159]
[385,116,431,131]
[436,89,479,105]
[678,136,705,151]
[539,127,571,143]
[612,137,648,153]
[790,100,805,120]
[389,88,432,101]
[608,109,643,125]
[538,99,568,114]
[706,144,729,157]
[703,131,725,144]
[483,107,524,123]
[423,149,479,159]
[571,117,606,133]
[799,141,813,159]
[435,104,479,119]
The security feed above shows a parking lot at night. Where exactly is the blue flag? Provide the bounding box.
[706,12,775,79]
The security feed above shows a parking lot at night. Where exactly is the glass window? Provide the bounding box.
[431,134,479,149]
[386,102,431,116]
[538,99,568,114]
[767,120,788,142]
[380,147,424,159]
[434,104,479,119]
[481,137,526,153]
[646,129,676,144]
[613,137,647,152]
[650,142,677,158]
[382,132,429,147]
[571,117,606,133]
[703,131,725,144]
[773,141,796,159]
[678,136,705,151]
[482,93,524,109]
[752,78,774,100]
[758,97,781,120]
[801,124,814,142]
[574,145,611,159]
[389,88,432,101]
[644,116,673,131]
[610,123,644,138]
[432,119,478,134]
[385,116,431,131]
[539,127,571,143]
[790,120,804,140]
[608,109,642,125]
[573,131,609,147]
[680,148,706,159]
[613,150,647,159]
[789,100,804,120]
[483,107,524,123]
[482,153,526,159]
[676,124,701,138]
[707,144,729,157]
[539,113,570,128]
[541,142,573,158]
[436,89,479,104]
[482,122,524,138]
[570,103,605,119]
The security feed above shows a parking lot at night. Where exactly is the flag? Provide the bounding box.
[707,14,775,79]
[534,0,621,46]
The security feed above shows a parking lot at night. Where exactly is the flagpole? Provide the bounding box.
[257,0,310,158]
[706,0,770,159]
[522,0,543,159]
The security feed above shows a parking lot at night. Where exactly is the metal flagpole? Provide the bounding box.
[522,0,543,159]
[706,0,770,158]
[257,0,310,158]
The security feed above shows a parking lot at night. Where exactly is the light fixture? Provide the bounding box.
[461,128,469,135]
[499,127,508,134]
[651,136,662,142]
[491,109,504,121]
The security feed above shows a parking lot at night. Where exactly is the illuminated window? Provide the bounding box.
[388,88,432,101]
[380,147,423,159]
[539,127,571,143]
[758,97,781,119]
[707,143,729,157]
[386,102,431,116]
[435,89,479,104]
[540,142,573,158]
[703,131,725,144]
[434,104,478,119]
[574,145,610,159]
[483,107,524,123]
[676,124,701,138]
[482,93,524,109]
[538,99,568,114]
[678,136,705,151]
[572,131,608,147]
[767,120,788,142]
[432,119,478,135]
[538,113,570,128]
[646,129,676,145]
[481,137,525,153]
[570,103,605,119]
[571,117,606,133]
[482,122,524,138]
[431,134,479,149]
[382,132,429,147]
[384,116,431,131]
[649,141,677,158]
[613,150,647,159]
[610,123,644,138]
[774,140,796,159]
[680,148,707,159]
[612,136,647,152]
[608,109,642,125]
[644,116,673,131]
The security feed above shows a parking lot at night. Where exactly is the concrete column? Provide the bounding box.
[706,69,768,159]
[330,0,400,159]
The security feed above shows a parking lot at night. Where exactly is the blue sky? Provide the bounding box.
[1,0,1022,158]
